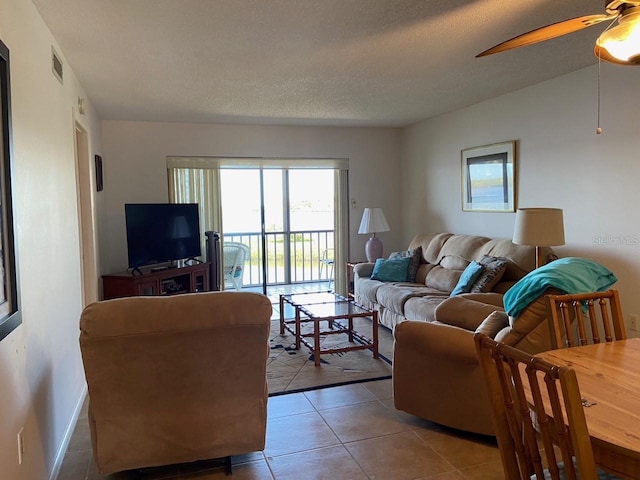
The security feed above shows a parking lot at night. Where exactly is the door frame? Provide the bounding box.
[73,115,99,306]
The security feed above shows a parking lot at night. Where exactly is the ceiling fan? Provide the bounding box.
[477,0,640,65]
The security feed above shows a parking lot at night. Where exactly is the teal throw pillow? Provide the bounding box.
[451,261,485,296]
[371,257,411,282]
[389,247,422,283]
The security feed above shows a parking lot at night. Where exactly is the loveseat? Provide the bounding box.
[354,232,551,330]
[392,255,618,436]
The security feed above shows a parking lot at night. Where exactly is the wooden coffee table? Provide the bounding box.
[279,292,379,367]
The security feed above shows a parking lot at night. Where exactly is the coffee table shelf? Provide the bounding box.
[279,291,379,367]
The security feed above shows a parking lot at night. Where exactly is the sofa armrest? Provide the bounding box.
[394,320,478,365]
[434,295,504,331]
[353,262,375,278]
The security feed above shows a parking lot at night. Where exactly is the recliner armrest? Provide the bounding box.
[394,320,478,365]
[457,292,504,307]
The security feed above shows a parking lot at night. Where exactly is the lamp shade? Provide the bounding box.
[513,208,565,247]
[358,208,390,235]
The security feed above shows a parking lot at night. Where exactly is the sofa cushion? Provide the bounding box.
[470,255,508,293]
[408,233,453,264]
[439,254,471,271]
[451,261,484,296]
[425,266,463,292]
[375,284,436,316]
[403,294,451,322]
[371,257,411,282]
[414,263,437,285]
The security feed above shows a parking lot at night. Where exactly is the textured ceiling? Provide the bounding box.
[33,0,609,127]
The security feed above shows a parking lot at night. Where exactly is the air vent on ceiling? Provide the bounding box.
[51,46,63,84]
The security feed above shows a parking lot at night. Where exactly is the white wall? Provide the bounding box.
[401,64,640,329]
[100,121,402,274]
[0,0,103,478]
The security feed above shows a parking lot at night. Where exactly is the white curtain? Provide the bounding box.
[167,167,222,257]
[334,169,349,296]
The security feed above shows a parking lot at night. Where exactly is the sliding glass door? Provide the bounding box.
[219,169,266,292]
[219,167,335,296]
[287,169,334,285]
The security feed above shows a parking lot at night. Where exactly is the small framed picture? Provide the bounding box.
[95,154,103,192]
[461,141,516,212]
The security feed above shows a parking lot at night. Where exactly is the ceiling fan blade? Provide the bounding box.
[477,14,616,57]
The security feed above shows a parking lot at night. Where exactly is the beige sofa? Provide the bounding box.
[354,232,550,330]
[79,291,272,475]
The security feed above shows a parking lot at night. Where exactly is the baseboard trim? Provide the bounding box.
[49,384,88,480]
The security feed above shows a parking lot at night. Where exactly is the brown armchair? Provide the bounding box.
[79,291,272,475]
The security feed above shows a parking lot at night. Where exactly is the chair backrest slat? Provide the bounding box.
[474,333,599,480]
[546,290,626,349]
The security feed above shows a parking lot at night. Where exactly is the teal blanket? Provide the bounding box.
[503,257,617,318]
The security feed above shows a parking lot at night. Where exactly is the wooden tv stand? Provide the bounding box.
[102,262,210,300]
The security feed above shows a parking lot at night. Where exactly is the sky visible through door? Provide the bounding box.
[220,169,334,234]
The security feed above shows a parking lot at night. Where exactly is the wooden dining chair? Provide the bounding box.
[474,332,612,480]
[545,289,626,349]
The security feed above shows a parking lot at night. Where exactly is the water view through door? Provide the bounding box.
[219,168,335,296]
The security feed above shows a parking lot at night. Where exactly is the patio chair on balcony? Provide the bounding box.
[223,242,250,291]
[319,248,334,289]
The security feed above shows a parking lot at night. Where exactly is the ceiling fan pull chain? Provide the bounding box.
[597,54,602,135]
[596,15,620,135]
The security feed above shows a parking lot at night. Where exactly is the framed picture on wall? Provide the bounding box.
[461,141,516,212]
[0,38,21,341]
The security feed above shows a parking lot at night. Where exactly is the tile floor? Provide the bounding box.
[57,379,504,480]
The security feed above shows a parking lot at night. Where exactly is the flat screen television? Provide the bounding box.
[125,203,202,269]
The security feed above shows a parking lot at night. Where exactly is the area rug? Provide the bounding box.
[267,317,394,396]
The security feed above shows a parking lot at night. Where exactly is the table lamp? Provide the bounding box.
[513,208,565,268]
[358,207,390,262]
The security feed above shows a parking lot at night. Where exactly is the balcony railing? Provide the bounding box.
[223,230,334,287]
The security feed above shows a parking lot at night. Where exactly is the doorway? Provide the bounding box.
[74,121,99,306]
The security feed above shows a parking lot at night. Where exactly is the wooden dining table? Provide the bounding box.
[532,338,640,479]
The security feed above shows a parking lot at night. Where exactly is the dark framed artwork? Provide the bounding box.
[0,38,21,341]
[461,141,516,212]
[95,154,103,191]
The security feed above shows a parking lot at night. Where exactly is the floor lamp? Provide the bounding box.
[513,208,565,268]
[358,208,390,262]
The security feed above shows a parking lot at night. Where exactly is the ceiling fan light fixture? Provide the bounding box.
[596,8,640,63]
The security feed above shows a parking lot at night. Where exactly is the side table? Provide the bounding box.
[347,261,366,298]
